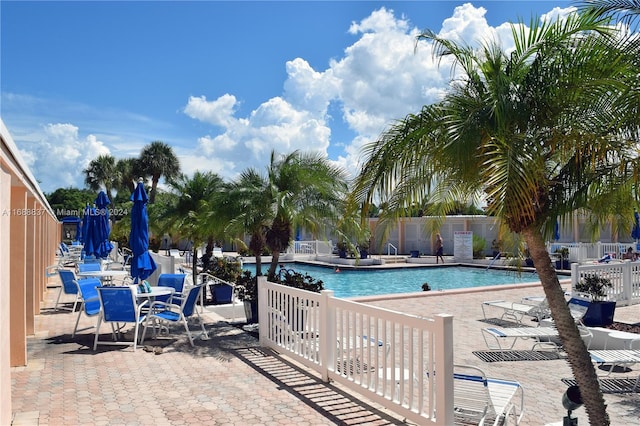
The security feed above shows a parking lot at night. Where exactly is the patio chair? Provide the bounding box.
[55,269,81,311]
[93,286,148,351]
[72,278,102,338]
[77,262,101,273]
[141,284,209,347]
[156,273,187,304]
[453,364,525,426]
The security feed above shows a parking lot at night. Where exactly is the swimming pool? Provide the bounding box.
[265,263,541,298]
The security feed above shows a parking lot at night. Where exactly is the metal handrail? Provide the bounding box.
[387,243,398,256]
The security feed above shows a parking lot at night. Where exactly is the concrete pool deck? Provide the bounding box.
[11,265,640,425]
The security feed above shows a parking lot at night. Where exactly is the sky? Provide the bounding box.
[1,0,575,194]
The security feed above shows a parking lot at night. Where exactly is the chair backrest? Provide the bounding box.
[181,285,203,317]
[157,273,187,293]
[78,262,101,273]
[58,269,79,295]
[75,278,102,315]
[567,297,590,319]
[453,365,495,422]
[97,286,138,322]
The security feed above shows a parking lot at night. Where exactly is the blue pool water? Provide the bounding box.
[257,263,540,298]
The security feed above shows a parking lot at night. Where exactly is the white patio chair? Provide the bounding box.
[481,297,550,323]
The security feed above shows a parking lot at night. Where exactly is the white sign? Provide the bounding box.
[454,231,473,261]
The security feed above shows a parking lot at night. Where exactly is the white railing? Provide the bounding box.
[571,262,640,306]
[547,241,638,263]
[387,243,398,256]
[257,276,454,425]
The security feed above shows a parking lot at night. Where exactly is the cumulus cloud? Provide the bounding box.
[19,123,110,193]
[9,4,577,192]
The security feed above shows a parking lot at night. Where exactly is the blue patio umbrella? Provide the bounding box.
[81,204,98,258]
[632,210,640,242]
[129,179,157,282]
[553,221,560,241]
[93,191,114,258]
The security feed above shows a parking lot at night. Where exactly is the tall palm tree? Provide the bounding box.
[138,141,181,203]
[164,171,227,279]
[350,12,639,425]
[225,168,273,277]
[263,151,348,278]
[114,157,138,195]
[226,151,347,279]
[84,154,117,200]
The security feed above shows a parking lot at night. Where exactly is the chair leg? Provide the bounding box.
[72,309,83,338]
[182,317,195,347]
[93,317,103,350]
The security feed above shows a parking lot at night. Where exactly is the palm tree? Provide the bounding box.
[138,141,181,203]
[84,154,117,200]
[164,171,227,280]
[226,151,347,279]
[262,151,347,278]
[114,157,138,195]
[225,168,273,277]
[350,12,638,425]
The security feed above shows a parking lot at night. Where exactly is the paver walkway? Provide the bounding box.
[11,273,640,425]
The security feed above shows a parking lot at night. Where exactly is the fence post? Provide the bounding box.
[570,262,578,293]
[319,289,334,382]
[622,261,632,305]
[258,276,268,347]
[434,314,454,425]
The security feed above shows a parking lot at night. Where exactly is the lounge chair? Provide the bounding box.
[590,349,640,390]
[481,326,560,351]
[453,364,525,426]
[481,297,549,323]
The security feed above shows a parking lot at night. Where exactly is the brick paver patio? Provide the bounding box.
[11,270,640,425]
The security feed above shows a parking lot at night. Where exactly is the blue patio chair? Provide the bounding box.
[77,262,101,273]
[141,284,208,347]
[93,286,148,351]
[156,273,187,304]
[55,269,81,311]
[72,278,102,338]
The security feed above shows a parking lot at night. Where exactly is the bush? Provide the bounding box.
[235,267,324,302]
[203,256,243,284]
[472,235,486,259]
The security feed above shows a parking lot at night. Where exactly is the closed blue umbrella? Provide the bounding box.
[553,221,560,241]
[94,191,114,258]
[129,179,157,282]
[82,204,98,258]
[632,210,640,242]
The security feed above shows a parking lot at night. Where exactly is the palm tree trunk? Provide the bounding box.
[522,227,609,425]
[268,251,281,280]
[192,246,198,284]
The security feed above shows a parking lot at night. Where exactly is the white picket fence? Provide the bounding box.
[256,276,455,425]
[570,262,640,306]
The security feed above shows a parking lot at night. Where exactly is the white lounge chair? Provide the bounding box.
[453,364,525,426]
[481,326,560,351]
[481,297,549,323]
[590,349,640,378]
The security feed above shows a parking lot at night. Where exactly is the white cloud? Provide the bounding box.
[8,4,580,193]
[18,123,110,192]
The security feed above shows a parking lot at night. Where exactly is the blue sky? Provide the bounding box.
[1,1,574,194]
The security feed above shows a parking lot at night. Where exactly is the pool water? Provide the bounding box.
[265,264,541,298]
